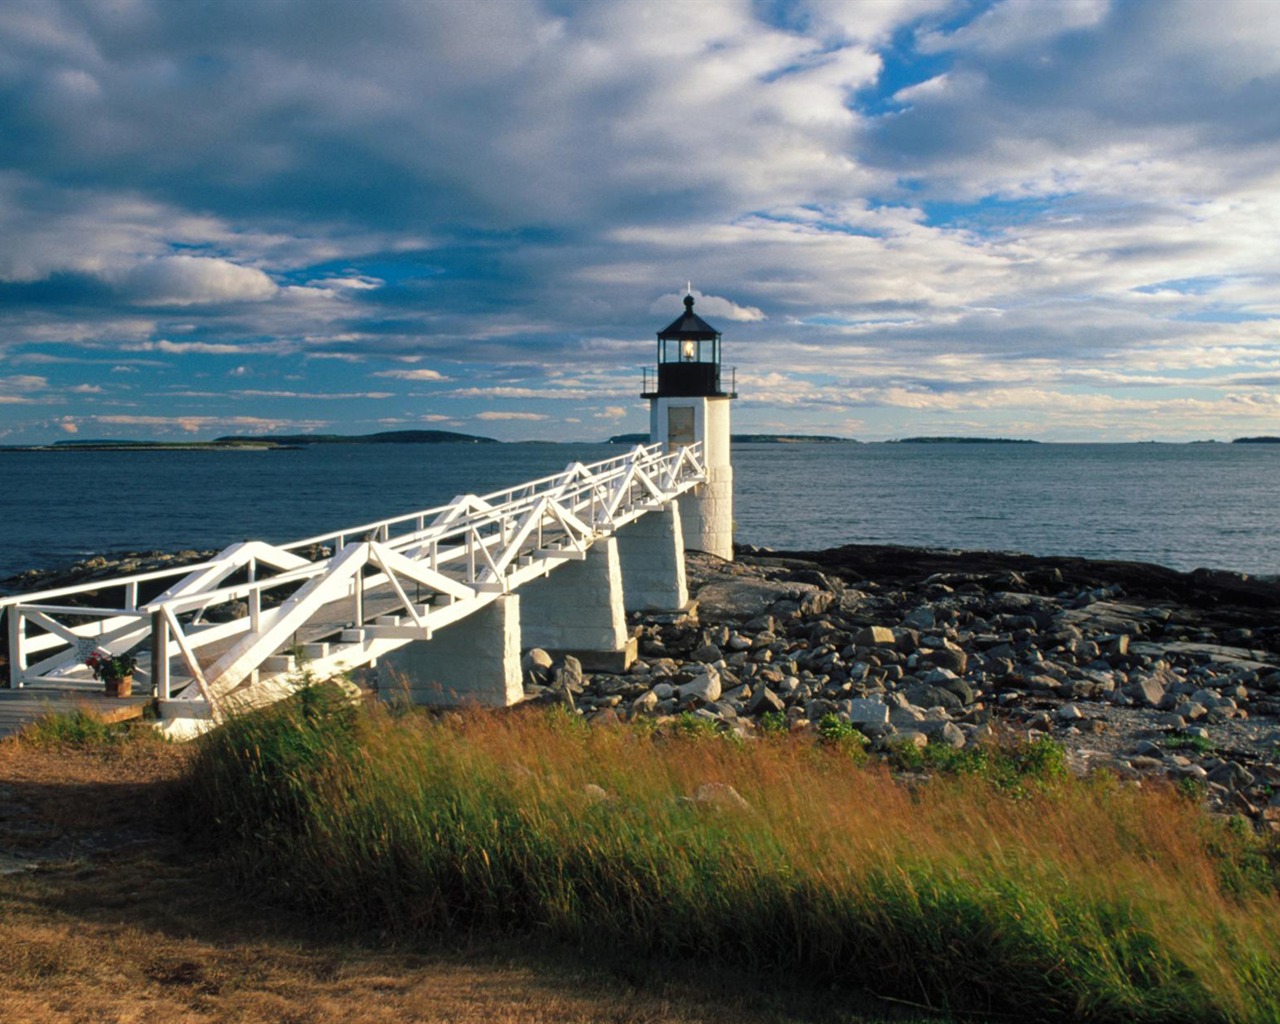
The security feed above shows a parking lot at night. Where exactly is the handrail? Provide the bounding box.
[1,442,690,608]
[3,441,706,697]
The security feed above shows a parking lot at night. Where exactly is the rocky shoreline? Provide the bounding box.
[5,543,1280,829]
[524,544,1280,831]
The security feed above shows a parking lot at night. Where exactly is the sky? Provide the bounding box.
[1,0,1278,444]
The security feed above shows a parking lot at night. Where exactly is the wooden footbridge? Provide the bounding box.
[1,443,705,733]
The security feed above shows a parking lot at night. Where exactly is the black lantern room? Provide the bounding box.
[642,293,737,398]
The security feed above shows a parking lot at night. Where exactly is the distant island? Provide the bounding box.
[608,433,855,445]
[214,429,498,446]
[0,430,500,452]
[1232,436,1280,444]
[890,436,1039,444]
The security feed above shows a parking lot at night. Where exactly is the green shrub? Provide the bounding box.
[21,708,134,748]
[815,712,869,762]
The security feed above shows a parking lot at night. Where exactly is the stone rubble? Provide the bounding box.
[524,545,1280,832]
[6,544,1279,831]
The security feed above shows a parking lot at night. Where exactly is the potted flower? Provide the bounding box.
[86,649,139,698]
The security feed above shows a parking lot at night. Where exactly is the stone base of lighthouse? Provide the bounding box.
[677,465,733,560]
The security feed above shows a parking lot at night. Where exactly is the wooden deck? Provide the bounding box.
[0,685,151,739]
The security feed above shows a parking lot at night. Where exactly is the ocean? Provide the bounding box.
[2,441,1278,585]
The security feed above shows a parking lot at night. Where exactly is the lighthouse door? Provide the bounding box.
[666,405,695,452]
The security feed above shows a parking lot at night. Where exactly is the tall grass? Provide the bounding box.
[184,686,1280,1022]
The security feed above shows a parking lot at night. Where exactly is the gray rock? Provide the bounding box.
[747,685,786,716]
[691,643,724,664]
[552,655,585,692]
[631,690,659,715]
[692,782,751,811]
[847,697,890,726]
[1129,676,1166,708]
[522,648,554,687]
[904,682,963,711]
[696,579,824,622]
[677,664,722,704]
[902,606,936,630]
[1207,762,1255,791]
[890,705,926,727]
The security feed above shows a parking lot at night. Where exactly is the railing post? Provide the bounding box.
[151,608,170,700]
[124,581,138,611]
[7,608,25,688]
[249,588,262,632]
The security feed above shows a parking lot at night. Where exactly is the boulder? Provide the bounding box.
[854,625,896,647]
[747,685,786,716]
[692,782,751,812]
[847,697,890,727]
[695,579,824,622]
[522,648,554,687]
[1128,676,1167,708]
[677,664,722,704]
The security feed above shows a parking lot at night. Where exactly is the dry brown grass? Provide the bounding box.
[0,735,876,1024]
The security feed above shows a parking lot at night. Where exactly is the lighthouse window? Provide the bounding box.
[682,339,696,361]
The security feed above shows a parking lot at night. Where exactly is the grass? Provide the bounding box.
[1163,733,1217,755]
[0,720,863,1024]
[18,706,163,749]
[182,685,1280,1023]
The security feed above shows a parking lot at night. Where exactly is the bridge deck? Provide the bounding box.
[3,442,705,722]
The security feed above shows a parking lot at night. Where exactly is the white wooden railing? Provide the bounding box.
[1,442,705,713]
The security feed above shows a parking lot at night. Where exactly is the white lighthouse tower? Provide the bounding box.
[644,291,736,561]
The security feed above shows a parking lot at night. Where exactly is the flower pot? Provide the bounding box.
[105,674,134,698]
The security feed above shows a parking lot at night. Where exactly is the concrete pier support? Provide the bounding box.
[616,502,688,612]
[519,536,636,671]
[378,595,522,707]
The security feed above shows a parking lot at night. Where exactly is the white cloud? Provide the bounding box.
[918,0,1109,55]
[650,289,766,323]
[93,414,328,434]
[371,368,448,381]
[113,256,277,306]
[475,411,548,421]
[0,374,49,403]
[232,389,394,401]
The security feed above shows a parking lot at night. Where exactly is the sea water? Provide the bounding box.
[1,441,1277,584]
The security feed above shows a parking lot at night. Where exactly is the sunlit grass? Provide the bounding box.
[184,686,1280,1022]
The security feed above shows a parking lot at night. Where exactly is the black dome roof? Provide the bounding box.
[657,294,720,341]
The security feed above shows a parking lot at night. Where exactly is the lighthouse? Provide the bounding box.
[643,291,736,561]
